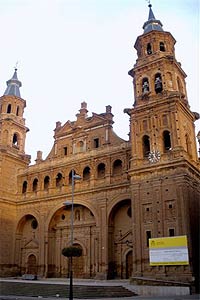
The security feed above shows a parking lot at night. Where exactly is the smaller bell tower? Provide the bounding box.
[0,68,29,154]
[0,68,30,196]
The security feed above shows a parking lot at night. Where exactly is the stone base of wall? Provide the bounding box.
[94,272,107,280]
[130,285,190,296]
[0,264,20,277]
[130,277,192,296]
[130,276,192,286]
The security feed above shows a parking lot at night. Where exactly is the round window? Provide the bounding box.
[31,219,38,229]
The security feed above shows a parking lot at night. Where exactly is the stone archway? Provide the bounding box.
[15,214,39,275]
[108,199,132,279]
[48,204,97,278]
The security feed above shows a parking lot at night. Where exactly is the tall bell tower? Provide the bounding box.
[128,4,199,164]
[127,4,200,289]
[0,69,30,274]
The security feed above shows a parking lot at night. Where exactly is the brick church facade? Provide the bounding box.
[0,4,199,290]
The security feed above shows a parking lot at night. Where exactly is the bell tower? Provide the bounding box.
[128,4,199,164]
[0,68,29,154]
[0,68,30,196]
[0,69,30,275]
[127,4,200,289]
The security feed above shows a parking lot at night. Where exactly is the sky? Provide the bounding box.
[0,0,199,164]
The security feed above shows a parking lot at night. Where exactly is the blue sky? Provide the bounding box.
[0,0,199,163]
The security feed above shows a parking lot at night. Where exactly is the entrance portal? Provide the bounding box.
[27,254,37,274]
[126,251,133,279]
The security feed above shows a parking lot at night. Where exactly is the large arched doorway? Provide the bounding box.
[15,214,39,275]
[108,199,132,279]
[48,204,97,278]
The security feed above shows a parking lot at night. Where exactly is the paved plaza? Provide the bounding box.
[0,294,200,300]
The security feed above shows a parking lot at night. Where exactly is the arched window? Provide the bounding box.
[147,43,152,55]
[12,133,19,148]
[142,135,150,157]
[7,104,11,113]
[142,77,149,94]
[44,176,50,190]
[163,131,171,151]
[22,181,27,194]
[31,218,38,229]
[113,159,122,175]
[160,42,165,52]
[83,166,90,181]
[56,173,63,187]
[97,163,105,178]
[155,73,163,93]
[16,106,20,116]
[32,178,38,192]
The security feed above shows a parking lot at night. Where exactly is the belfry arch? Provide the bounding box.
[108,199,132,279]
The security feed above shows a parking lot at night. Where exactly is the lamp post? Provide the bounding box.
[63,169,81,300]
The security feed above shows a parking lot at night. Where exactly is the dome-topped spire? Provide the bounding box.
[4,68,22,98]
[143,4,163,34]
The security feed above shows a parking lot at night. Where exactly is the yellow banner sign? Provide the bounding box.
[149,236,189,266]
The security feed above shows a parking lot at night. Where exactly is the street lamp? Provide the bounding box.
[63,169,81,300]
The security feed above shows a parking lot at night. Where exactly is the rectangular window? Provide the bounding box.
[169,228,175,236]
[64,147,68,156]
[146,230,151,247]
[94,138,99,148]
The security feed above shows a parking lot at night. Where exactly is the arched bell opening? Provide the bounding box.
[155,73,163,94]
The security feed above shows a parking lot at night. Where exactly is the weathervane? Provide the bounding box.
[14,61,19,70]
[146,0,152,6]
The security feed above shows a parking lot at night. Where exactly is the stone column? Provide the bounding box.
[131,182,142,276]
[44,232,49,277]
[38,214,46,277]
[96,199,108,279]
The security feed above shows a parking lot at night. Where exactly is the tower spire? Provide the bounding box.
[4,67,22,98]
[143,3,163,34]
